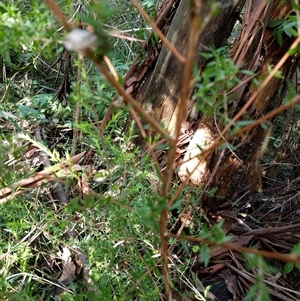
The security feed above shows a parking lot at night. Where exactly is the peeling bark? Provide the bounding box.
[195,0,296,212]
[136,0,297,213]
[177,125,214,185]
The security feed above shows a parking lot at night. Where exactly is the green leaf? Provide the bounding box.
[268,19,285,28]
[284,262,294,274]
[200,51,213,60]
[288,45,300,55]
[276,29,283,46]
[192,245,199,253]
[241,69,255,76]
[170,199,183,211]
[283,26,298,38]
[291,0,300,10]
[153,143,170,151]
[200,244,210,267]
[283,20,297,30]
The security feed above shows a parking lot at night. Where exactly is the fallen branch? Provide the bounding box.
[0,151,86,204]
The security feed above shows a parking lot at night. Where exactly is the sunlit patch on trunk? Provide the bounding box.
[178,126,214,185]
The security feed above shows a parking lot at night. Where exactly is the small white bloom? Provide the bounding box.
[64,29,98,51]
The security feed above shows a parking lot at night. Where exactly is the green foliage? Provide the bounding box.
[103,0,147,67]
[268,15,299,46]
[0,117,163,299]
[199,244,211,268]
[0,1,57,75]
[141,0,156,18]
[195,221,232,268]
[199,221,231,245]
[284,243,300,274]
[1,0,300,300]
[243,254,272,301]
[0,0,160,299]
[194,47,240,120]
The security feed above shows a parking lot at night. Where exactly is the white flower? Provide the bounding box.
[64,29,98,51]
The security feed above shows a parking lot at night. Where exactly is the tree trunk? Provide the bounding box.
[178,0,297,212]
[135,0,298,213]
[139,0,245,135]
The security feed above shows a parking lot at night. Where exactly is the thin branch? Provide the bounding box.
[169,94,300,207]
[164,1,209,186]
[158,2,207,300]
[0,152,86,204]
[43,0,172,141]
[130,0,186,64]
[44,0,72,31]
[222,35,300,135]
[167,233,300,264]
[90,53,172,140]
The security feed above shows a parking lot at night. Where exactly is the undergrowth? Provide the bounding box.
[1,1,300,301]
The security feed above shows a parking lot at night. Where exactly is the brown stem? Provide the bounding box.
[130,0,186,64]
[223,35,300,135]
[167,233,300,264]
[169,95,300,207]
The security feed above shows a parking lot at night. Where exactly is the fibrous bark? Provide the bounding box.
[179,0,297,212]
